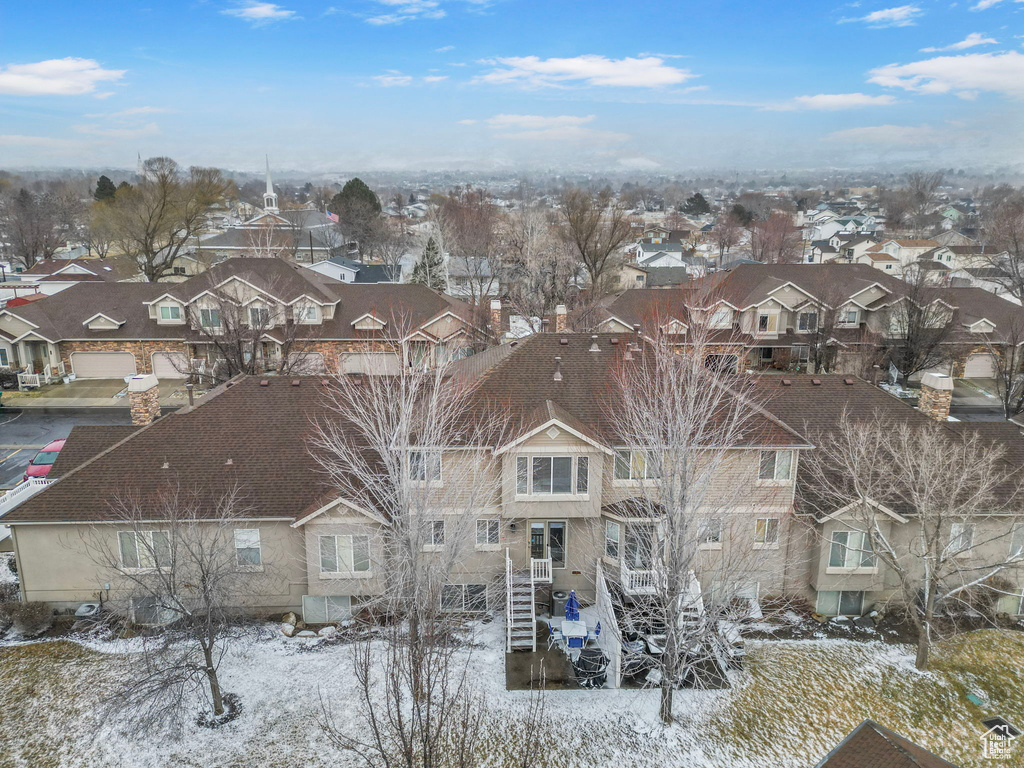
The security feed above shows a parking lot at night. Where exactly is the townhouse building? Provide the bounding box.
[4,333,1023,649]
[0,258,485,381]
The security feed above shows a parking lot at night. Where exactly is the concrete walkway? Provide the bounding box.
[1,378,208,409]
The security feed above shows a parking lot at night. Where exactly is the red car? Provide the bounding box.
[23,438,65,481]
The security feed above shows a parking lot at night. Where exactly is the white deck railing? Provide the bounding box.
[0,478,53,516]
[17,373,41,390]
[530,557,552,584]
[621,562,662,595]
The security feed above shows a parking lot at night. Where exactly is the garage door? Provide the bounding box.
[964,353,997,379]
[71,351,137,379]
[151,352,190,378]
[288,352,326,374]
[340,352,401,375]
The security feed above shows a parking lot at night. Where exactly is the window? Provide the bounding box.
[709,307,732,328]
[828,530,875,569]
[837,308,859,327]
[816,590,864,617]
[297,304,319,322]
[754,518,779,547]
[159,305,181,321]
[792,345,810,365]
[409,450,442,483]
[233,529,262,567]
[758,450,793,482]
[701,517,723,547]
[319,534,371,574]
[0,348,8,367]
[614,449,659,481]
[797,312,818,332]
[118,530,170,569]
[757,313,779,334]
[950,523,975,556]
[131,596,179,626]
[476,519,500,547]
[249,306,270,326]
[605,520,620,558]
[172,266,187,276]
[301,595,351,623]
[516,455,588,495]
[428,520,445,546]
[199,308,221,328]
[440,584,487,611]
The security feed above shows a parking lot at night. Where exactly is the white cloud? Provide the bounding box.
[73,121,162,138]
[969,0,1020,10]
[774,93,899,110]
[474,55,695,88]
[824,124,944,145]
[485,114,597,129]
[921,32,997,52]
[457,119,477,124]
[839,5,923,27]
[435,45,455,52]
[372,73,414,86]
[93,91,116,100]
[0,134,81,147]
[86,105,172,118]
[0,58,125,96]
[221,2,297,26]
[423,75,448,82]
[366,0,445,24]
[868,50,1024,97]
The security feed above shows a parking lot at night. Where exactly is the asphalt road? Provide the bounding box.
[0,408,134,489]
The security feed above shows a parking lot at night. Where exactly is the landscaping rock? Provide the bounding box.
[282,612,297,626]
[317,625,338,638]
[281,623,296,637]
[296,630,316,638]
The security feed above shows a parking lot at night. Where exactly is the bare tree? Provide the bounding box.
[108,157,231,282]
[802,416,1023,670]
[985,193,1024,304]
[313,333,516,767]
[711,214,741,266]
[433,187,502,305]
[607,306,790,723]
[0,188,67,269]
[85,482,269,730]
[985,317,1024,419]
[906,171,944,235]
[242,219,300,261]
[557,186,632,294]
[366,216,412,279]
[184,277,322,382]
[881,267,961,385]
[749,212,800,264]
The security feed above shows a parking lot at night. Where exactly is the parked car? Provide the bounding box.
[23,439,65,481]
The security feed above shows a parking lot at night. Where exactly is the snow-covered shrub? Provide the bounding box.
[6,601,53,637]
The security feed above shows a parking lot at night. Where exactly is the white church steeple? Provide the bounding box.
[263,155,279,213]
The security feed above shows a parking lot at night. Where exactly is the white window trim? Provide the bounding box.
[699,518,724,551]
[408,449,443,488]
[836,308,860,328]
[514,454,590,500]
[824,530,877,574]
[611,448,660,487]
[318,534,373,579]
[118,530,170,573]
[796,311,818,334]
[949,523,975,559]
[753,518,780,550]
[756,450,795,487]
[475,518,501,551]
[604,519,621,561]
[233,528,263,572]
[440,583,488,612]
[423,519,446,552]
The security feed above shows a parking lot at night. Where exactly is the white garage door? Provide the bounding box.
[288,352,326,374]
[340,352,401,375]
[964,353,997,379]
[151,352,189,378]
[71,351,137,379]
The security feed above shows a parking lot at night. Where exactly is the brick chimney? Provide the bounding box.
[128,374,160,426]
[919,372,953,422]
[489,298,502,339]
[554,304,567,333]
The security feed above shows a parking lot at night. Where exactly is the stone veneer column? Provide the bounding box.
[128,374,161,426]
[919,372,953,422]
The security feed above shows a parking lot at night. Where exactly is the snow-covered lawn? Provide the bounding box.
[1,622,1022,768]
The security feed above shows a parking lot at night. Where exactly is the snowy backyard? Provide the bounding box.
[2,618,1022,768]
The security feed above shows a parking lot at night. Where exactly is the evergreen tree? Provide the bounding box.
[117,181,133,193]
[328,178,382,249]
[94,175,117,202]
[681,192,711,216]
[411,237,446,291]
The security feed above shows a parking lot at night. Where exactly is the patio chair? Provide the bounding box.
[547,621,563,651]
[567,636,585,649]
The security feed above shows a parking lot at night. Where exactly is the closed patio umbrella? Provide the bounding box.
[565,590,580,621]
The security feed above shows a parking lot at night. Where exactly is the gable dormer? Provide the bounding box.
[82,312,125,331]
[966,318,996,334]
[661,318,688,336]
[352,312,386,331]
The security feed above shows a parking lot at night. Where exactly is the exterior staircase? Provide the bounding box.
[505,548,551,652]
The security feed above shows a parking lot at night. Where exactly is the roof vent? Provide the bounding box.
[553,356,563,382]
[781,378,792,386]
[811,378,822,386]
[161,461,170,469]
[844,377,855,385]
[291,379,301,387]
[259,379,269,387]
[610,338,619,345]
[225,458,233,466]
[559,337,569,346]
[589,335,600,353]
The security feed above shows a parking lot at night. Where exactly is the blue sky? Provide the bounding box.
[1,0,1023,171]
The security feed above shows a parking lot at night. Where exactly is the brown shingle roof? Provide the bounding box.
[48,425,140,478]
[814,719,960,768]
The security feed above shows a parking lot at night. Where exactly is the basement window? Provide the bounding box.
[982,717,1022,739]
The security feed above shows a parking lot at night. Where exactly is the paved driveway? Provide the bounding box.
[0,408,134,489]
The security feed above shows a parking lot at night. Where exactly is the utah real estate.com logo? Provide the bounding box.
[981,723,1017,761]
